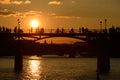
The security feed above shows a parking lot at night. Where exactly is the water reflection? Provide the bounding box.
[29,60,41,76]
[22,56,42,80]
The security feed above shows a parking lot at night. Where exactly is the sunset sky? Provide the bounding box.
[0,0,120,32]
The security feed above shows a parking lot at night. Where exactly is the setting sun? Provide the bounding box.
[30,19,40,28]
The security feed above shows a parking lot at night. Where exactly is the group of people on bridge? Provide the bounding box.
[0,26,11,33]
[0,25,120,34]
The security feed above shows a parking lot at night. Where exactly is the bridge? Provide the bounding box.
[1,27,119,41]
[0,27,120,74]
[10,28,112,42]
[12,33,105,41]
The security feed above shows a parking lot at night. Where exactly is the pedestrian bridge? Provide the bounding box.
[12,32,109,42]
[1,30,119,74]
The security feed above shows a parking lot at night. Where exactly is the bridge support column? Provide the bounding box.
[96,38,110,74]
[14,55,23,71]
[97,53,110,73]
[14,40,23,71]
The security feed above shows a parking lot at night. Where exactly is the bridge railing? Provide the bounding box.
[0,26,120,35]
[26,28,102,34]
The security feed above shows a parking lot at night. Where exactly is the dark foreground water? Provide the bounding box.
[0,56,120,80]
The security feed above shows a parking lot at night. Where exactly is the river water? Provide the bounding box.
[0,56,120,80]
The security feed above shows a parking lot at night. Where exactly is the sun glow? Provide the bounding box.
[30,19,40,28]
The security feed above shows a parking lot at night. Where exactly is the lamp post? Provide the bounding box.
[100,21,102,33]
[17,19,20,38]
[105,19,107,30]
[14,19,23,71]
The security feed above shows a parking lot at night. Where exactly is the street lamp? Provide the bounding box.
[100,21,102,33]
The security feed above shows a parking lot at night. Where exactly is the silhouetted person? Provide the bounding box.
[69,28,74,33]
[35,27,39,33]
[56,28,60,33]
[109,26,117,34]
[14,26,17,33]
[6,28,9,33]
[2,26,5,32]
[82,27,85,33]
[61,28,64,33]
[40,28,44,34]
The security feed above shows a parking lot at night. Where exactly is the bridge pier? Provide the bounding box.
[14,55,23,71]
[97,53,110,73]
[95,38,110,74]
[14,39,23,71]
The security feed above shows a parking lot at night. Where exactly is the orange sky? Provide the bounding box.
[0,0,120,32]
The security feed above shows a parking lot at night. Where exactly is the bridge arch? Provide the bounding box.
[34,36,87,42]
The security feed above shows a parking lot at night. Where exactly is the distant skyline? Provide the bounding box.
[0,0,120,32]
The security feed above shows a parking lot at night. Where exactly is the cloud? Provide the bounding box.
[0,9,80,19]
[0,9,15,17]
[55,16,80,19]
[47,12,80,19]
[0,0,31,5]
[16,10,42,17]
[0,9,42,17]
[71,0,77,4]
[48,1,63,5]
[11,1,23,5]
[48,13,56,16]
[24,0,31,4]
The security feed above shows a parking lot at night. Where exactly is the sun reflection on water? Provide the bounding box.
[29,60,41,75]
[23,56,42,79]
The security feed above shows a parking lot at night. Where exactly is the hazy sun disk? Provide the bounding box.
[30,19,39,28]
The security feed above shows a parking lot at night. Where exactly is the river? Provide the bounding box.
[0,56,120,80]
